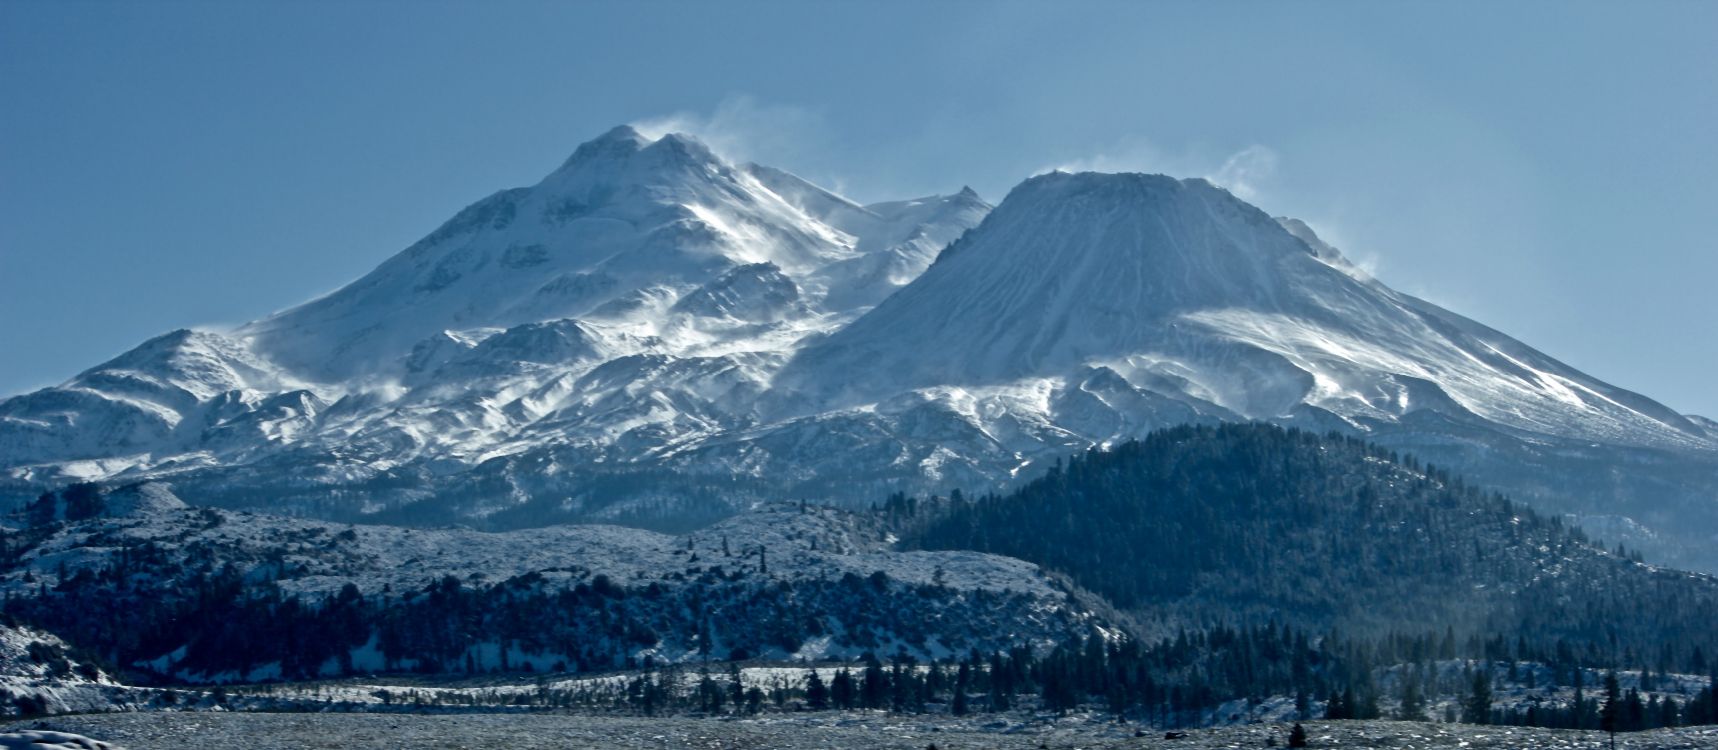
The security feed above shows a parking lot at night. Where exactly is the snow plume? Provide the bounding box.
[1287,214,1381,281]
[1307,218,1383,280]
[1042,138,1280,204]
[1207,144,1278,203]
[1040,135,1174,176]
[1046,139,1370,272]
[630,95,832,175]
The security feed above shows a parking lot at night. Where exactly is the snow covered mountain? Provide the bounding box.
[3,127,1716,570]
[0,125,990,523]
[765,172,1718,567]
[778,172,1712,450]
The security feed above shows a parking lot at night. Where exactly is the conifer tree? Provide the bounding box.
[1624,688,1645,732]
[952,663,970,716]
[727,662,744,709]
[832,667,856,710]
[25,492,56,528]
[862,654,887,709]
[1600,670,1621,745]
[1462,669,1492,724]
[1324,688,1349,720]
[805,669,829,710]
[61,482,104,521]
[1398,670,1427,721]
[1573,669,1589,729]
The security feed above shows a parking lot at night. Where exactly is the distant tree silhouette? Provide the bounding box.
[1463,669,1493,724]
[804,669,829,710]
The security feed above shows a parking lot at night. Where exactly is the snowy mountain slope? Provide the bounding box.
[242,127,850,380]
[0,329,316,473]
[778,171,1711,452]
[745,163,991,310]
[759,171,1718,568]
[234,127,988,386]
[0,127,987,519]
[2,128,1715,570]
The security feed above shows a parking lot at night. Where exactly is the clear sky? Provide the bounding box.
[2,1,1715,416]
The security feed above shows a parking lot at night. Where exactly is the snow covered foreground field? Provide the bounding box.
[6,715,1718,750]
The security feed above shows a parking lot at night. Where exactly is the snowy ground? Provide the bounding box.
[139,660,1717,729]
[6,715,1717,750]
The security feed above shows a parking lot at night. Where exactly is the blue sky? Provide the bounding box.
[2,1,1715,416]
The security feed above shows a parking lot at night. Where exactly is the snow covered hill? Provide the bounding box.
[0,485,1099,682]
[2,127,1715,570]
[0,622,120,717]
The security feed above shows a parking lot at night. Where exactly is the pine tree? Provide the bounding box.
[989,651,1012,712]
[1623,688,1645,732]
[1600,670,1621,746]
[1357,677,1381,720]
[890,660,910,713]
[1707,671,1718,725]
[61,482,104,521]
[26,492,56,528]
[1657,695,1679,729]
[694,667,714,713]
[805,669,829,710]
[1573,669,1588,729]
[832,667,856,710]
[862,655,887,709]
[1463,669,1492,724]
[1324,688,1349,720]
[1398,670,1427,721]
[952,663,970,716]
[727,662,744,710]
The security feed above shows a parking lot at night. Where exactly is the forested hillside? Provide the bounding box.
[0,501,1093,683]
[913,424,1718,669]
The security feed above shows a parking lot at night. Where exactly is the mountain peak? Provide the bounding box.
[542,127,731,198]
[1012,170,1223,204]
[778,168,1331,403]
[234,124,975,381]
[597,123,647,142]
[551,126,726,183]
[929,170,1289,273]
[647,131,715,158]
[560,124,652,167]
